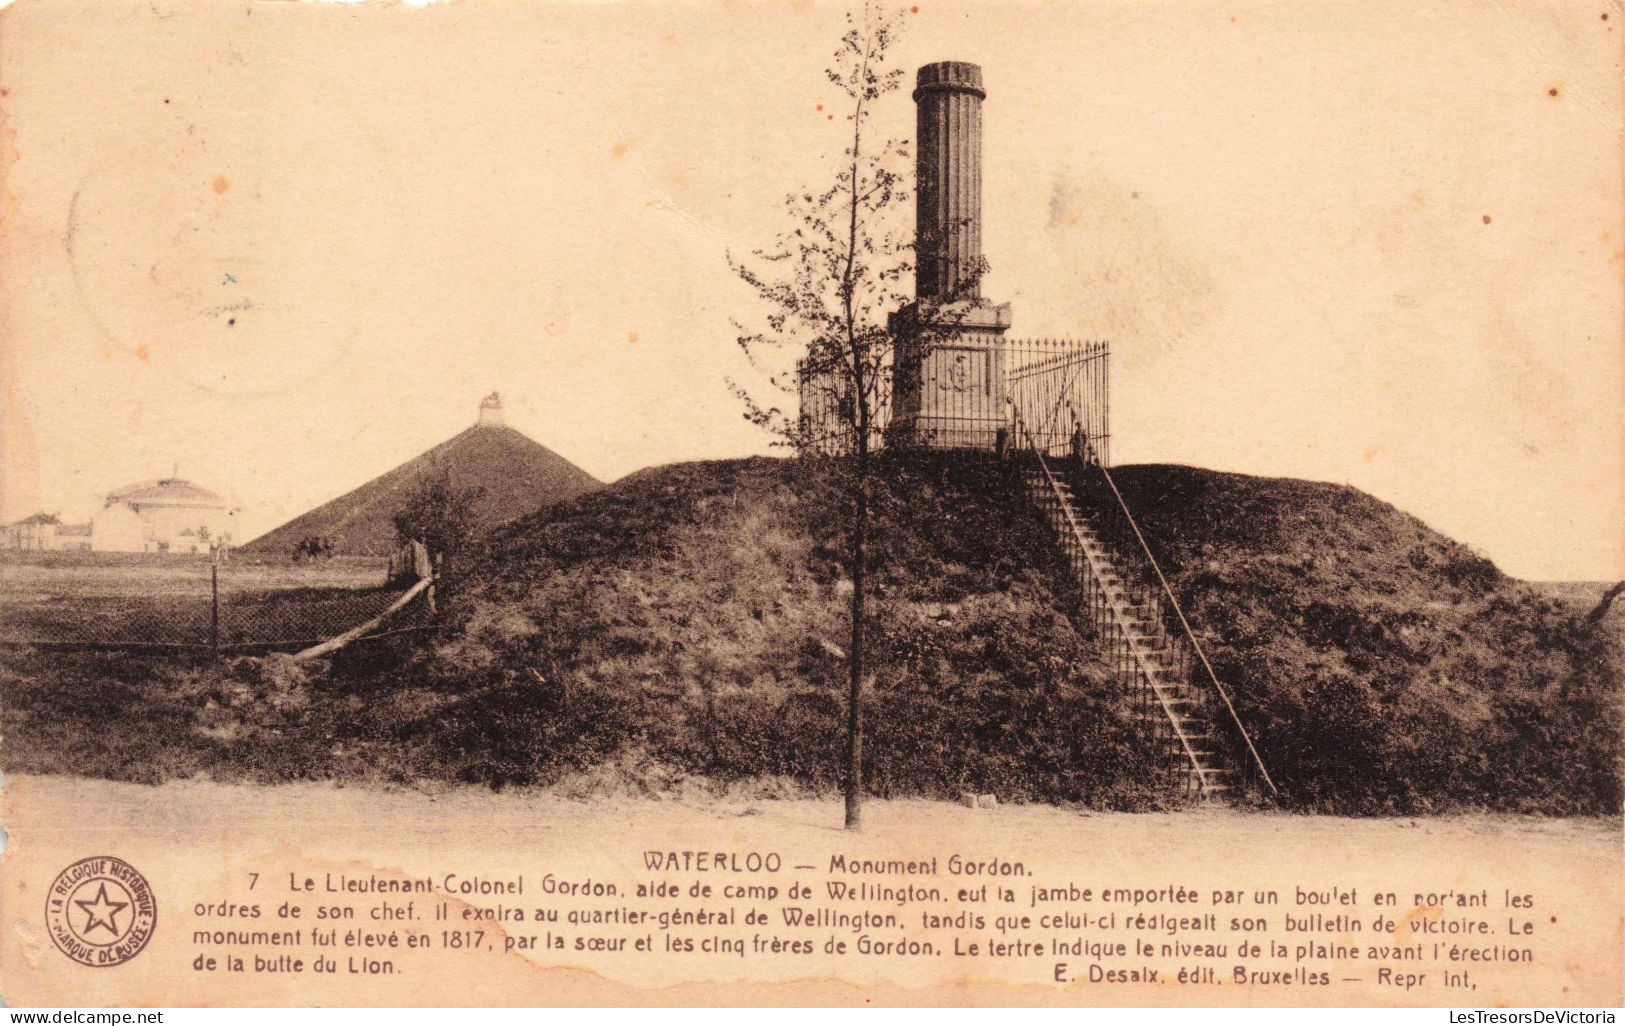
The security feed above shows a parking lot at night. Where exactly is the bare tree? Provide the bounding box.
[729,2,911,830]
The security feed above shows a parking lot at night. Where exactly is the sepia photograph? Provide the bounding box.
[0,0,1619,1009]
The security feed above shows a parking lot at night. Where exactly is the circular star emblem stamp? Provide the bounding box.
[45,856,157,967]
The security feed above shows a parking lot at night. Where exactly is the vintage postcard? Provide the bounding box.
[0,0,1620,1009]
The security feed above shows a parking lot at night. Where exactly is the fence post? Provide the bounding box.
[210,560,220,659]
[426,550,439,619]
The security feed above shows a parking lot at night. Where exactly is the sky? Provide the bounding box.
[1,0,1620,580]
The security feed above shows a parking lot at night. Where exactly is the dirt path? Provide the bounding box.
[4,771,1619,849]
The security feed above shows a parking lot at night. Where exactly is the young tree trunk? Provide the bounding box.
[843,101,870,830]
[846,431,869,830]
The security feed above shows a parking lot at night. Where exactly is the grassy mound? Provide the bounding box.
[1108,465,1622,814]
[3,455,1617,815]
[415,456,1619,813]
[410,456,1164,807]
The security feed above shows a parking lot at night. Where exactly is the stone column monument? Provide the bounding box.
[890,60,1012,449]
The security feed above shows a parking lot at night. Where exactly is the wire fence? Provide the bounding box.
[0,550,436,656]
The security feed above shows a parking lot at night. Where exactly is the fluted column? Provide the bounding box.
[913,61,985,302]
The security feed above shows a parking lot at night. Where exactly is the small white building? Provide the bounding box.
[0,513,91,552]
[91,477,239,554]
[3,477,240,554]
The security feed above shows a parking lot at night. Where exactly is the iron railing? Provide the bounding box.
[1011,400,1276,799]
[796,354,890,457]
[1005,339,1110,464]
[796,338,1109,461]
[796,333,1272,797]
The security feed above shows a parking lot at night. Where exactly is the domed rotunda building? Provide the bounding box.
[91,476,239,553]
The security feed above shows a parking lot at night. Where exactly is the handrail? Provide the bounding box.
[1012,402,1278,798]
[1022,432,1214,792]
[1082,456,1278,795]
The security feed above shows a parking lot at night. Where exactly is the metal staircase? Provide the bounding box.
[1011,412,1277,802]
[794,332,1275,800]
[1021,462,1237,797]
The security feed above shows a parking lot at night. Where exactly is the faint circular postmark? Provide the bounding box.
[44,856,157,967]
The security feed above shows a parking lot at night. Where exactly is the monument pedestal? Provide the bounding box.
[889,299,1012,450]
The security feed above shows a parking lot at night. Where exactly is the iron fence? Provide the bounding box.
[1005,339,1110,464]
[796,337,1110,463]
[1066,457,1275,798]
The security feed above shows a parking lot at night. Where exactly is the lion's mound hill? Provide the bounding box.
[403,455,1620,815]
[243,413,600,558]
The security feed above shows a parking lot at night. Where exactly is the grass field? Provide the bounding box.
[0,550,399,648]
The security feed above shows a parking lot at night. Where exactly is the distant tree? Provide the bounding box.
[392,468,485,577]
[728,2,912,830]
